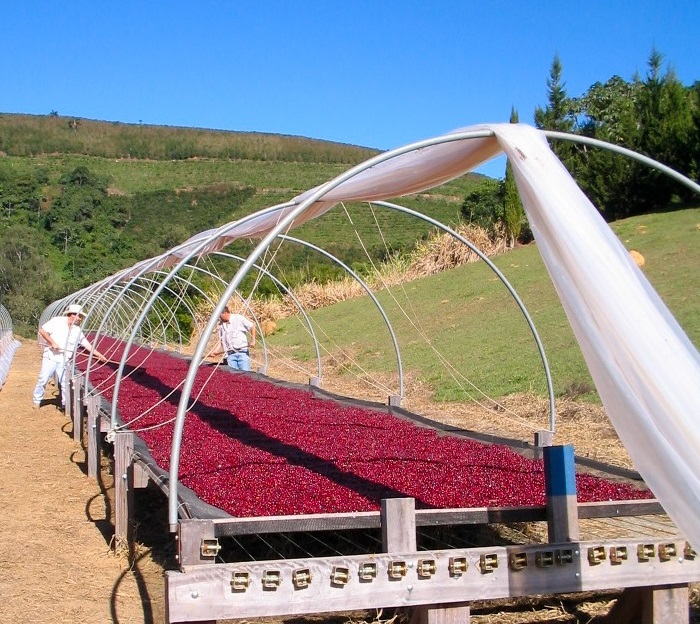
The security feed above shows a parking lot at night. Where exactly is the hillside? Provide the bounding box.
[0,112,378,162]
[0,113,486,334]
[268,207,700,405]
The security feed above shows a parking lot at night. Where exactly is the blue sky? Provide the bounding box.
[2,1,698,178]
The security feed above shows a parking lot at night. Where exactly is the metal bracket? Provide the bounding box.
[200,538,221,558]
[449,556,468,576]
[480,553,498,573]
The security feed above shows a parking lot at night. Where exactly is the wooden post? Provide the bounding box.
[381,498,471,624]
[388,395,402,407]
[642,585,689,624]
[177,519,217,568]
[114,430,135,552]
[86,393,102,479]
[544,445,580,542]
[607,585,689,624]
[381,497,416,552]
[71,374,84,443]
[533,429,553,460]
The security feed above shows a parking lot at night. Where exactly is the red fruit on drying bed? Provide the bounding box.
[76,337,653,517]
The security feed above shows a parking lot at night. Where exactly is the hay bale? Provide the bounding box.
[629,250,645,267]
[261,320,277,336]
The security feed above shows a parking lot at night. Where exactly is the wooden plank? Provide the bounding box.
[114,430,135,551]
[382,498,416,552]
[86,393,101,480]
[577,500,664,518]
[642,584,689,624]
[165,537,700,622]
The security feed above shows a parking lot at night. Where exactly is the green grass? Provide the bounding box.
[269,207,700,403]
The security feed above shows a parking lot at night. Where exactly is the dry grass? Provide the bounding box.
[191,223,508,327]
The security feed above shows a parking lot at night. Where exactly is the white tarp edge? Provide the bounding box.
[492,124,700,548]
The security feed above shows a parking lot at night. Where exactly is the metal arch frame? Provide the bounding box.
[77,201,299,422]
[78,278,181,392]
[278,235,405,397]
[81,284,161,343]
[85,272,214,424]
[80,271,203,393]
[0,304,12,333]
[167,127,700,529]
[102,250,322,430]
[373,200,556,432]
[103,266,262,429]
[168,129,502,529]
[542,131,700,196]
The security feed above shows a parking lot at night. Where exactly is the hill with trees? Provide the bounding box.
[1,48,697,335]
[0,114,483,334]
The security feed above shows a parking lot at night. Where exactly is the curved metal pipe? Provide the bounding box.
[168,128,500,529]
[279,235,404,397]
[374,200,556,431]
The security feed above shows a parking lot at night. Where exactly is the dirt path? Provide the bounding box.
[0,339,163,623]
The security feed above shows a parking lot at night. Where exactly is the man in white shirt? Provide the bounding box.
[213,306,256,371]
[32,304,107,410]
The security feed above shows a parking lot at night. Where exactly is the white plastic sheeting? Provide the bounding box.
[70,123,700,546]
[493,124,700,548]
[0,305,20,389]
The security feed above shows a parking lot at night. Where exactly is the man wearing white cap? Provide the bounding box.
[32,304,107,410]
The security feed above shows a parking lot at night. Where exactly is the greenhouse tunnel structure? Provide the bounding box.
[44,123,700,549]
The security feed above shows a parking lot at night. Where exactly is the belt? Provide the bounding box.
[226,348,248,355]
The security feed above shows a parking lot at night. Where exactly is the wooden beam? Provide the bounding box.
[114,430,135,552]
[164,537,700,622]
[86,393,101,479]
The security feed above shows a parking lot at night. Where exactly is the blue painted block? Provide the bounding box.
[543,444,577,497]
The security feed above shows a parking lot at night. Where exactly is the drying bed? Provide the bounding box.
[77,338,651,518]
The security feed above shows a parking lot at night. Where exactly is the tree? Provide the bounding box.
[503,108,529,246]
[460,179,504,235]
[534,54,577,168]
[631,49,696,211]
[0,225,63,331]
[534,55,573,133]
[534,49,699,220]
